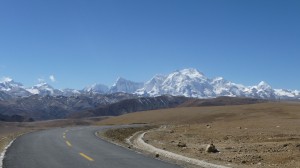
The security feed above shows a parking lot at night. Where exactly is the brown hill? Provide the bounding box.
[179,96,266,107]
[98,102,300,125]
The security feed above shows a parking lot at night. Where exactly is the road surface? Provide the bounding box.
[3,126,180,168]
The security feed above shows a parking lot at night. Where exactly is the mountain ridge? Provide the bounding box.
[1,68,299,100]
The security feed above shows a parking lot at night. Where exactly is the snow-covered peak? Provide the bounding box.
[257,81,272,90]
[34,82,54,89]
[146,74,166,85]
[0,77,23,86]
[213,77,224,81]
[258,81,268,86]
[165,68,208,84]
[152,74,166,80]
[83,83,109,94]
[157,68,213,98]
[110,77,143,93]
[60,88,81,97]
[134,68,296,99]
[1,77,13,83]
[211,77,230,88]
[27,82,62,96]
[135,74,166,96]
[211,77,227,83]
[112,77,128,85]
[293,90,300,95]
[0,77,25,91]
[0,77,31,97]
[274,89,294,98]
[1,68,299,100]
[112,77,137,86]
[178,68,206,79]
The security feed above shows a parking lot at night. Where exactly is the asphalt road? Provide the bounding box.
[3,126,181,168]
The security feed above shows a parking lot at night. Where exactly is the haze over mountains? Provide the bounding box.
[1,68,299,100]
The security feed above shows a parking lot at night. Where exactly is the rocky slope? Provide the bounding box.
[0,93,137,120]
[71,95,191,118]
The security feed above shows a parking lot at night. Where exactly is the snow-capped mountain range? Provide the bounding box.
[135,68,299,99]
[0,68,299,100]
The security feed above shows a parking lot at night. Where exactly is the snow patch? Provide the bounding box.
[26,88,40,95]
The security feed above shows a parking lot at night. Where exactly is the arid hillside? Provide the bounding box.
[99,102,299,125]
[99,102,300,167]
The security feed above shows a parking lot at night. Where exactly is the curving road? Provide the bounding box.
[3,126,181,168]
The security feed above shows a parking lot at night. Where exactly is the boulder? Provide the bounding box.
[205,144,219,153]
[177,142,187,148]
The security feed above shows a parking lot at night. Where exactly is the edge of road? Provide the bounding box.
[98,126,232,168]
[0,139,14,168]
[129,130,231,168]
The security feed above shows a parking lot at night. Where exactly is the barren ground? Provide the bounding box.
[100,102,300,168]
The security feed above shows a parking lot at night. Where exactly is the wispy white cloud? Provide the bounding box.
[49,75,56,82]
[38,78,45,83]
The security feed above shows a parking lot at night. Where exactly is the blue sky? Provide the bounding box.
[0,0,299,90]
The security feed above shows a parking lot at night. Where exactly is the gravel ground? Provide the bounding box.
[130,129,230,168]
[145,121,300,168]
[99,103,300,168]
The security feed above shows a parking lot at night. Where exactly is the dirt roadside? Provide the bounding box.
[99,102,300,168]
[145,124,300,168]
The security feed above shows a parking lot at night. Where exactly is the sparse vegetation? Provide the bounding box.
[102,125,157,144]
[0,123,34,154]
[99,102,300,167]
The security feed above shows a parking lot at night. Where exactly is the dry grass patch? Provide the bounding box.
[99,102,300,125]
[99,102,300,167]
[102,125,156,144]
[0,122,36,153]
